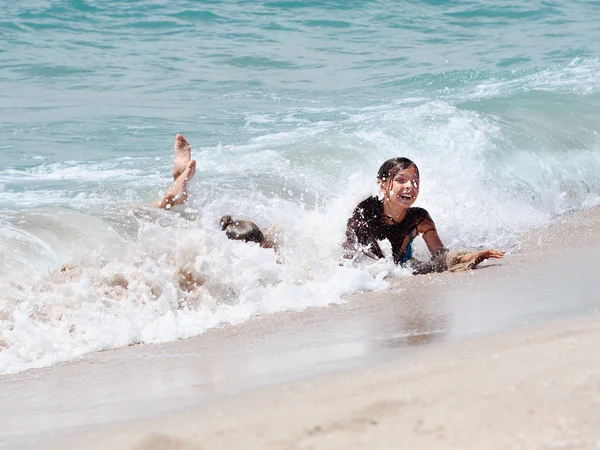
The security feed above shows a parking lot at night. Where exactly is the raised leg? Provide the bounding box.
[155,160,197,209]
[173,134,192,182]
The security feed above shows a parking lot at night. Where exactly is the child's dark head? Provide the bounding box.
[220,215,265,244]
[377,157,420,208]
[377,157,419,183]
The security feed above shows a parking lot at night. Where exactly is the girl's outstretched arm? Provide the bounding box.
[420,225,445,256]
[410,219,449,274]
[415,215,506,273]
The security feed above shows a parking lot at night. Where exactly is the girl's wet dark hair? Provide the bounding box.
[220,215,265,244]
[377,157,419,182]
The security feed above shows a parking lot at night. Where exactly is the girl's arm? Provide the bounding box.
[415,216,505,273]
[343,199,385,261]
[410,220,448,274]
[420,224,446,256]
[343,217,384,261]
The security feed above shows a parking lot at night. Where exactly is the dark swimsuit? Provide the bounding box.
[345,196,435,265]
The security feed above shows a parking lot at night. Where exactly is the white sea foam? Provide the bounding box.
[468,58,600,100]
[10,163,145,182]
[0,206,388,374]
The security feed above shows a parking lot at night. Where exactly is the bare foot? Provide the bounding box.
[173,134,192,181]
[158,160,196,209]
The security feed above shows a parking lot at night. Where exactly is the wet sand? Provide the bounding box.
[2,208,600,449]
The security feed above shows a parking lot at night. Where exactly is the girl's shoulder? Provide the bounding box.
[353,196,382,217]
[355,196,381,210]
[408,206,429,215]
[407,207,433,222]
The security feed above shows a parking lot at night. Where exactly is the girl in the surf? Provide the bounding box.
[156,134,503,272]
[343,157,505,274]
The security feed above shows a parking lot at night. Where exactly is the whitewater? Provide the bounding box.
[1,0,600,373]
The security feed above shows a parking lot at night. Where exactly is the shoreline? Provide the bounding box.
[1,207,600,449]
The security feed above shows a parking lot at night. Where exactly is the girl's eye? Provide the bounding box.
[394,177,419,188]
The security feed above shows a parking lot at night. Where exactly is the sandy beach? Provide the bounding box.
[2,207,600,450]
[42,315,600,450]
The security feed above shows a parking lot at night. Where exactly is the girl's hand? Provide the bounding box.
[459,249,506,266]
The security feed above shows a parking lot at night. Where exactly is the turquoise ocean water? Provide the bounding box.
[1,0,600,373]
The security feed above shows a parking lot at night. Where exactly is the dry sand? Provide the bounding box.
[2,207,600,449]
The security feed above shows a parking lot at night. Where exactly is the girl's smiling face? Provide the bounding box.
[381,165,420,209]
